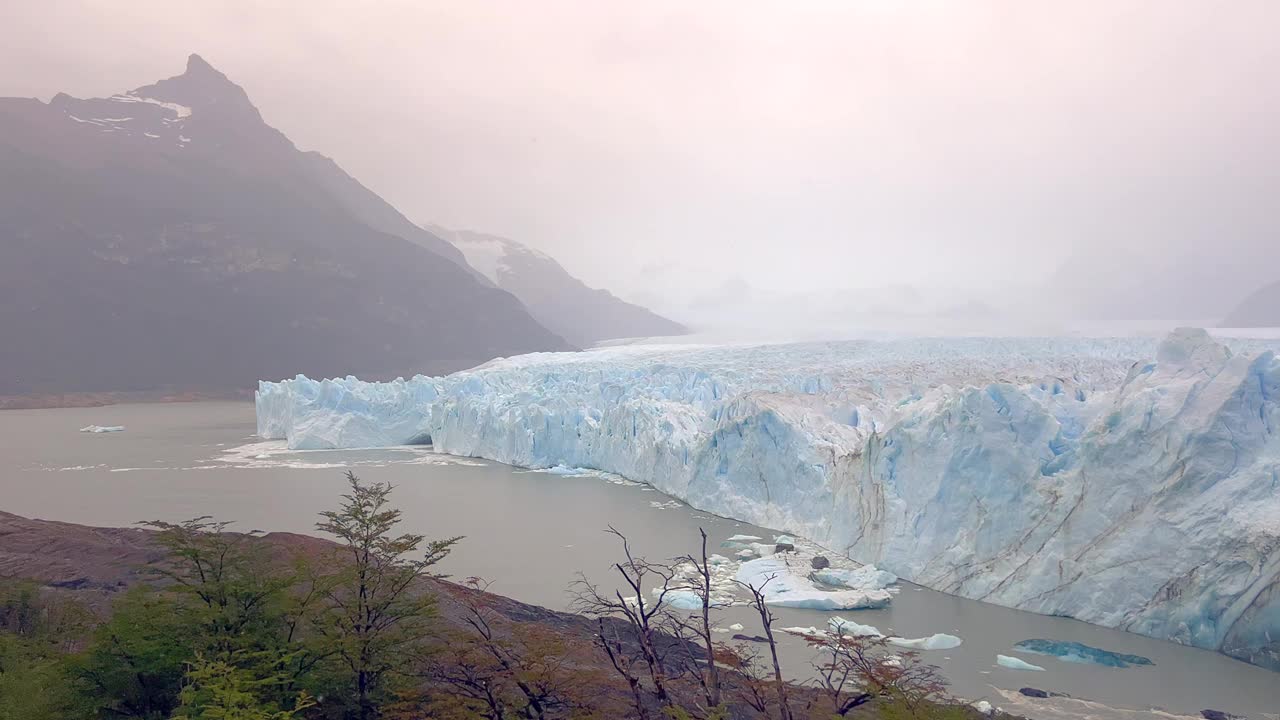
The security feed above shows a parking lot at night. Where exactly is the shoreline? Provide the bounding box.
[3,510,1265,720]
[0,510,1001,719]
[0,388,253,410]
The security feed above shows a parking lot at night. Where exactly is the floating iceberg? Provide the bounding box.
[889,633,963,651]
[80,425,125,433]
[826,616,959,650]
[256,331,1280,670]
[1012,639,1153,668]
[780,626,825,637]
[829,616,884,638]
[657,588,705,611]
[736,556,892,610]
[997,655,1046,672]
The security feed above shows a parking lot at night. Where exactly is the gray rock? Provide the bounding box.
[810,555,830,569]
[1018,688,1049,698]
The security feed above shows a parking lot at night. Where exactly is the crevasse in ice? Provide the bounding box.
[256,330,1280,670]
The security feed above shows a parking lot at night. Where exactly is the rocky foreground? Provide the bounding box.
[0,511,1006,720]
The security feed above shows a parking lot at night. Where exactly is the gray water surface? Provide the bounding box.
[1,402,1276,718]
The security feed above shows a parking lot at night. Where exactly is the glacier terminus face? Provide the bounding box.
[255,329,1280,671]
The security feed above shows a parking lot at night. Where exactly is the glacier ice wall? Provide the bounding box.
[256,331,1280,670]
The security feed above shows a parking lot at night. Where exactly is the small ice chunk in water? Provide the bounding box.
[997,654,1046,672]
[728,623,744,631]
[80,425,125,433]
[973,701,995,715]
[829,616,883,638]
[765,589,889,611]
[888,633,962,651]
[658,589,703,610]
[655,588,729,611]
[726,534,762,542]
[736,557,892,610]
[780,626,825,637]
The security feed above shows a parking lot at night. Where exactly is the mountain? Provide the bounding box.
[0,54,570,396]
[1222,280,1280,327]
[1041,245,1280,331]
[429,225,687,346]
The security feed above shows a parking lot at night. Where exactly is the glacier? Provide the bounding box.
[256,330,1280,671]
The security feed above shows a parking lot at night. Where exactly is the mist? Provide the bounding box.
[3,1,1276,336]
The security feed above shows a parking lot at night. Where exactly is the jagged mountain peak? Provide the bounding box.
[0,57,571,395]
[185,53,218,76]
[33,53,282,158]
[131,53,258,118]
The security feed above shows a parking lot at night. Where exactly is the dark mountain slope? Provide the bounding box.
[0,55,569,395]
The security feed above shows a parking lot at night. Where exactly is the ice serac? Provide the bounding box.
[255,331,1280,670]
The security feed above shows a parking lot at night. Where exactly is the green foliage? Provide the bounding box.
[74,586,197,719]
[172,651,316,720]
[0,580,92,649]
[0,581,94,719]
[0,581,42,635]
[309,471,461,719]
[878,693,975,720]
[140,516,295,659]
[0,474,462,719]
[0,632,91,720]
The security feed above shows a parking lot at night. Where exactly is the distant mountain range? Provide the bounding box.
[0,55,676,397]
[429,226,687,346]
[1222,280,1280,327]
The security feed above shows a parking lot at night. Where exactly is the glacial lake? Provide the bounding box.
[1,401,1277,719]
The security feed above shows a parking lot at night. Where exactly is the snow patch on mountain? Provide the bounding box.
[109,92,193,118]
[434,227,552,285]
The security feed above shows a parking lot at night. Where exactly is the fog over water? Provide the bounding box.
[3,2,1276,335]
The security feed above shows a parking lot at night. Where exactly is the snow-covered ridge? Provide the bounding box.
[256,330,1280,670]
[55,90,193,146]
[109,92,193,119]
[433,227,553,285]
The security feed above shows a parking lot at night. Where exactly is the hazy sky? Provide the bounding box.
[2,1,1277,323]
